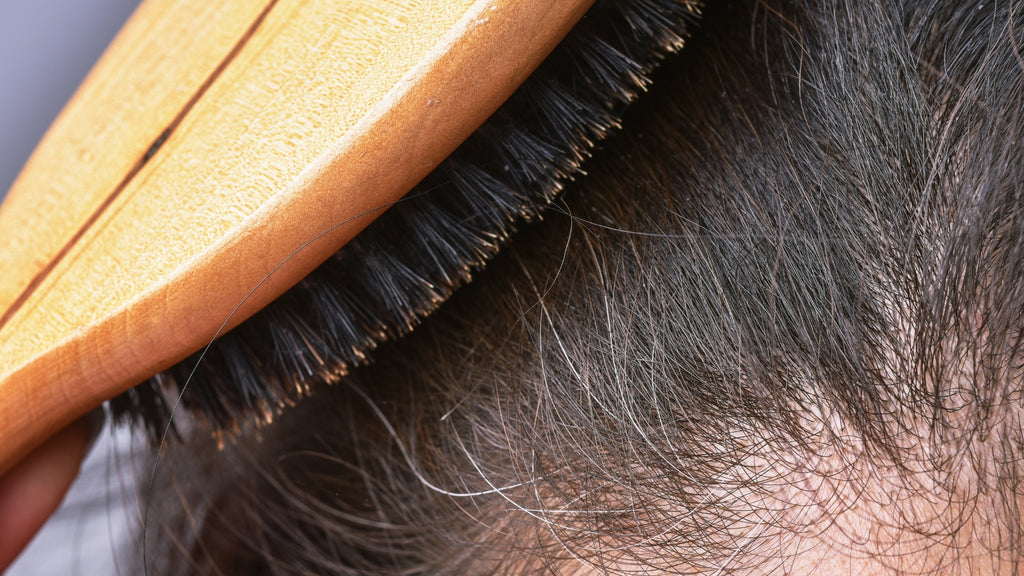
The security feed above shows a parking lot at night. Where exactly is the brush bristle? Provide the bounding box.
[111,0,703,440]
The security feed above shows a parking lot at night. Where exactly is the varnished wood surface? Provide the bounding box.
[0,0,274,317]
[0,0,593,474]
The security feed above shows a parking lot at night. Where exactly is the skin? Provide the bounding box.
[0,1,137,568]
[0,417,95,573]
[6,1,1024,573]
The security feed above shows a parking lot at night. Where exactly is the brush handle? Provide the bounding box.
[0,0,593,474]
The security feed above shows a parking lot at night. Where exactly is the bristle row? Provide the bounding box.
[111,0,702,439]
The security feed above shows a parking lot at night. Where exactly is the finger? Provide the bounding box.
[0,411,102,572]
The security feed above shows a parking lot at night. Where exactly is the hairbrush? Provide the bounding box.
[0,0,699,470]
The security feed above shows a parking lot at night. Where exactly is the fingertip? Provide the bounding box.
[0,413,99,572]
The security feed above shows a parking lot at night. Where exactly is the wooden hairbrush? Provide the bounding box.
[0,0,593,474]
[0,0,700,477]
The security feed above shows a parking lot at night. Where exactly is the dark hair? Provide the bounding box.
[139,0,1024,573]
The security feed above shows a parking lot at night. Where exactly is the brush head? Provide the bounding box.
[0,0,599,474]
[116,0,703,441]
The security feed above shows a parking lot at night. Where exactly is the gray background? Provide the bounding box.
[0,0,142,198]
[3,1,143,574]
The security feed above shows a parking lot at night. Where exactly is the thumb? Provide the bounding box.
[0,411,103,572]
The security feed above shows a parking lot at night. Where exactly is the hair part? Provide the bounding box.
[139,0,1024,573]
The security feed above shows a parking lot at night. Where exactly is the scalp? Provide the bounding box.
[140,1,1024,574]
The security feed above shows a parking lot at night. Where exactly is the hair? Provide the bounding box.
[135,0,1024,573]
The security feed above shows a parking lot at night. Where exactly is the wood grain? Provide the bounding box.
[0,0,593,474]
[0,0,274,317]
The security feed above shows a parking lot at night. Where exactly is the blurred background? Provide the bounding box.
[2,1,143,574]
[0,0,142,198]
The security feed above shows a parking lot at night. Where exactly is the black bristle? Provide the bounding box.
[113,0,703,439]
